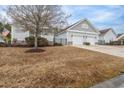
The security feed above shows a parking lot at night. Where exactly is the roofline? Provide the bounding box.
[84,19,100,34]
[56,18,100,35]
[67,18,99,33]
[68,30,100,35]
[116,34,124,40]
[99,28,117,36]
[55,30,66,36]
[66,18,87,30]
[109,28,117,36]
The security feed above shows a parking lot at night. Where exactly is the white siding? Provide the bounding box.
[55,32,67,44]
[68,20,97,33]
[56,19,99,45]
[67,30,99,45]
[0,37,4,42]
[11,25,54,43]
[41,34,54,41]
[99,35,104,41]
[11,25,29,43]
[55,32,67,39]
[103,30,116,43]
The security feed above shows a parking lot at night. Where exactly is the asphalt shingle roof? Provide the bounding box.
[117,33,124,38]
[99,28,111,36]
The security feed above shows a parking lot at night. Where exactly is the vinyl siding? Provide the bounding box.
[11,24,29,43]
[0,37,4,42]
[55,32,67,39]
[41,34,54,42]
[11,24,54,44]
[69,20,97,33]
[102,30,116,43]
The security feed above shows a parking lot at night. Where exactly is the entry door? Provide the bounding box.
[72,36,82,45]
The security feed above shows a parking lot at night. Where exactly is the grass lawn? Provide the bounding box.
[0,46,124,88]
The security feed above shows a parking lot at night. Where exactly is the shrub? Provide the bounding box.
[0,42,7,47]
[25,36,48,47]
[38,37,48,47]
[83,42,90,45]
[25,36,34,47]
[106,41,122,45]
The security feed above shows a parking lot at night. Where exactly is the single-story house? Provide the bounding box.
[11,24,54,45]
[55,19,100,45]
[115,33,124,45]
[11,19,100,45]
[99,28,117,44]
[11,18,121,46]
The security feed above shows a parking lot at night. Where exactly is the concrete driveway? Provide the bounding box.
[92,74,124,88]
[76,45,124,57]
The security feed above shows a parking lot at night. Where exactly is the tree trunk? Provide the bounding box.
[34,32,38,49]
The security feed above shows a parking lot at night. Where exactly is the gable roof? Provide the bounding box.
[99,28,110,36]
[56,18,99,35]
[117,33,124,38]
[116,33,124,40]
[99,28,116,36]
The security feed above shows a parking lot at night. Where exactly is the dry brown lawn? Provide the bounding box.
[0,46,124,88]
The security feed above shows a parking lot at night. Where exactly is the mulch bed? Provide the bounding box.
[25,48,45,53]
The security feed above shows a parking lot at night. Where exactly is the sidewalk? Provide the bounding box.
[92,74,124,88]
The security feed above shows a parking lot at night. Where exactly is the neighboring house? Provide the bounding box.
[115,33,124,45]
[99,28,117,44]
[11,24,30,44]
[55,19,100,45]
[11,24,54,45]
[0,35,4,42]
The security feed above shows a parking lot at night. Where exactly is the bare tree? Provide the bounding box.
[7,5,68,49]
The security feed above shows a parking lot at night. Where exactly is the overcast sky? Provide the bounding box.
[0,5,124,33]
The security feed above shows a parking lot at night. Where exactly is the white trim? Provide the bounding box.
[83,19,100,34]
[55,30,66,36]
[67,19,100,34]
[68,30,99,35]
[67,19,86,30]
[56,19,100,36]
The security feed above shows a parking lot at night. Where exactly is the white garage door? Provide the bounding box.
[86,37,95,45]
[72,36,83,45]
